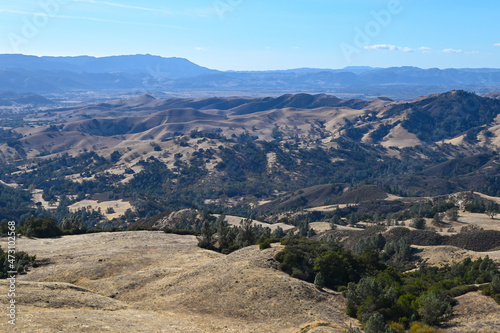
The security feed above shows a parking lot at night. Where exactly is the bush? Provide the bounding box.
[314,272,325,290]
[410,217,426,230]
[491,275,500,294]
[417,291,452,326]
[0,247,36,278]
[448,284,478,297]
[259,239,271,250]
[408,322,445,333]
[18,216,62,238]
[364,313,388,333]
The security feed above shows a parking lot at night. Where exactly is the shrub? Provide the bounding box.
[410,217,426,230]
[18,216,62,238]
[314,272,325,290]
[364,313,387,333]
[0,247,36,278]
[408,322,445,333]
[417,291,452,326]
[491,275,500,294]
[259,239,271,250]
[448,284,478,297]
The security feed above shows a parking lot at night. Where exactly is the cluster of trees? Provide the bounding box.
[197,215,286,254]
[17,216,62,238]
[275,238,380,288]
[347,256,499,330]
[0,247,36,278]
[0,183,33,222]
[275,235,500,331]
[13,215,112,238]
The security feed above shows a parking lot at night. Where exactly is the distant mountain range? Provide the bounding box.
[1,54,500,99]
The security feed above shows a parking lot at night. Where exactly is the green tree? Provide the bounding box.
[485,202,499,219]
[364,313,387,333]
[235,217,255,248]
[271,226,285,238]
[410,217,426,229]
[417,291,452,326]
[216,215,231,250]
[491,274,500,294]
[197,221,215,249]
[19,216,62,238]
[110,150,121,163]
[446,208,459,222]
[314,272,325,290]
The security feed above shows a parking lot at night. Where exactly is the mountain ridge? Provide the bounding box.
[1,54,500,99]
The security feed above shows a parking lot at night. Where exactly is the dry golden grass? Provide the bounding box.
[0,232,359,332]
[414,245,500,268]
[381,123,422,148]
[68,199,133,220]
[444,291,500,332]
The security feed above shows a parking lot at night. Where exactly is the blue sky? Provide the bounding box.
[0,0,499,70]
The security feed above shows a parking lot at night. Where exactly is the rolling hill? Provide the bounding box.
[4,90,500,224]
[0,231,360,332]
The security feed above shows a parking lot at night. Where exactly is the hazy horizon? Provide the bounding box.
[3,53,500,72]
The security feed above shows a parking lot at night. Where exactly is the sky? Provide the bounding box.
[0,0,499,71]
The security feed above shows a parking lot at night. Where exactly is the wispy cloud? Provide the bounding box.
[0,9,184,29]
[73,0,172,14]
[495,43,500,47]
[442,48,463,53]
[364,44,430,53]
[418,46,432,53]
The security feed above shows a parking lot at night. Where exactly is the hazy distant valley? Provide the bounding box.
[2,54,500,101]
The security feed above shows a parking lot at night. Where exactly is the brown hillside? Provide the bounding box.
[0,232,359,332]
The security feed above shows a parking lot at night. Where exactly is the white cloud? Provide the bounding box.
[418,46,432,53]
[399,47,414,52]
[364,44,399,51]
[73,0,172,14]
[442,48,463,53]
[494,43,500,47]
[195,47,205,51]
[364,45,430,53]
